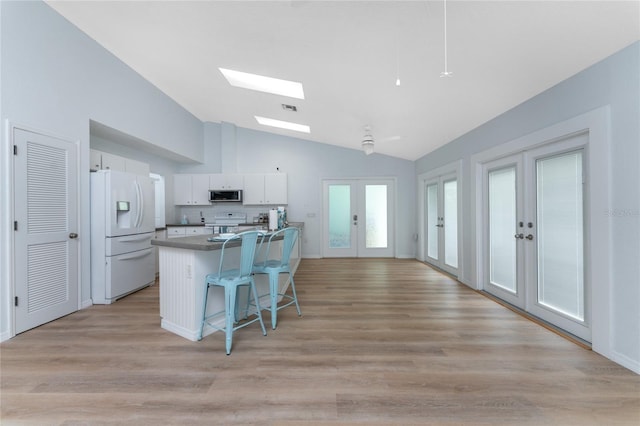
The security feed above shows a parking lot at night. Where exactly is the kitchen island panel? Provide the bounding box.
[156,233,300,341]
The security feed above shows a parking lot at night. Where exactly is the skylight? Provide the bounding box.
[220,68,305,99]
[255,116,310,134]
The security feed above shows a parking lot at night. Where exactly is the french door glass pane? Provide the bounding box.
[365,185,388,248]
[488,167,517,292]
[443,179,458,268]
[328,185,351,248]
[536,151,584,320]
[426,184,438,259]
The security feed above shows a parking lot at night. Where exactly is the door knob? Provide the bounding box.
[514,233,524,239]
[69,233,78,239]
[525,234,534,240]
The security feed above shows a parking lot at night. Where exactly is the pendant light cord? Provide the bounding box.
[441,0,452,77]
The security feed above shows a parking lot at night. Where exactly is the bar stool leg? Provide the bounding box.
[225,285,237,355]
[269,272,278,330]
[290,275,301,316]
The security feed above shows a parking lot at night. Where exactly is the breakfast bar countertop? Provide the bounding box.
[151,222,304,251]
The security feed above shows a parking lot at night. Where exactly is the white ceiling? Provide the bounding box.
[46,1,639,161]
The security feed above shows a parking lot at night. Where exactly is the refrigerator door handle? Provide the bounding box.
[116,248,153,261]
[116,234,153,243]
[134,181,143,228]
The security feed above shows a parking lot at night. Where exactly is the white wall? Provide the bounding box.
[0,1,203,339]
[177,124,417,259]
[415,41,640,373]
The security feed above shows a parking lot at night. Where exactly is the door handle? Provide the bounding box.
[525,234,534,240]
[514,233,524,239]
[69,233,78,239]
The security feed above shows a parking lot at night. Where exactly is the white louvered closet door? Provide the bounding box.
[13,128,79,334]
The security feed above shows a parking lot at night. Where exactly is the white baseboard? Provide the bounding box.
[609,351,640,375]
[161,319,200,342]
[81,299,93,309]
[396,254,415,259]
[0,330,12,342]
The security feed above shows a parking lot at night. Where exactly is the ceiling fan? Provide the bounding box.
[361,125,403,155]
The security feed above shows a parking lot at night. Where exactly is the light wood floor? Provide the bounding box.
[1,259,639,425]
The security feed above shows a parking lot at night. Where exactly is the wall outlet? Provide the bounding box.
[186,264,192,279]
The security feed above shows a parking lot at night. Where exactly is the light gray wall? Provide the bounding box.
[415,42,640,372]
[0,1,203,337]
[178,124,417,259]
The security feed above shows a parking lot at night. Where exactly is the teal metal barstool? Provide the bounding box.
[198,230,266,355]
[253,227,301,329]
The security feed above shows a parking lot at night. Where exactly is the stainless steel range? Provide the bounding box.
[205,212,247,233]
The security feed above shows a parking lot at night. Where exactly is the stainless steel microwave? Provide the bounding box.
[209,190,243,203]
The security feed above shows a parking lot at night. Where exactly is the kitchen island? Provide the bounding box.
[152,224,302,341]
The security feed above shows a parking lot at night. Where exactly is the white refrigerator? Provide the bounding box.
[91,170,155,304]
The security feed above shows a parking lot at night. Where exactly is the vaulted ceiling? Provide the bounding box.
[46,1,639,160]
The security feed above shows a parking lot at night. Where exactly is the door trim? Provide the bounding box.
[470,107,611,356]
[3,121,82,340]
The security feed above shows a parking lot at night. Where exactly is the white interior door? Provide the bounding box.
[323,179,395,258]
[13,127,79,334]
[424,173,459,276]
[482,134,589,341]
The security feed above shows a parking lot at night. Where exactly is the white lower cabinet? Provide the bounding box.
[166,226,212,238]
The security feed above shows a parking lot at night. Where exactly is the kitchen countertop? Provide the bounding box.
[165,221,304,227]
[152,222,303,251]
[152,234,247,251]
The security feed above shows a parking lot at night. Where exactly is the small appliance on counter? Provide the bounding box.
[268,207,287,231]
[254,212,269,224]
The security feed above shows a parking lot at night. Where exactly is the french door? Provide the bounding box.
[425,174,458,275]
[483,134,589,341]
[322,179,394,257]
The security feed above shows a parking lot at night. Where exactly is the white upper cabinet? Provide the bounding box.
[243,173,287,205]
[242,174,265,205]
[100,152,126,172]
[90,149,149,175]
[209,174,244,190]
[173,174,210,205]
[90,149,102,171]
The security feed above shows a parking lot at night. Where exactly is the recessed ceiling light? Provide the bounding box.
[220,68,304,99]
[255,116,310,134]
